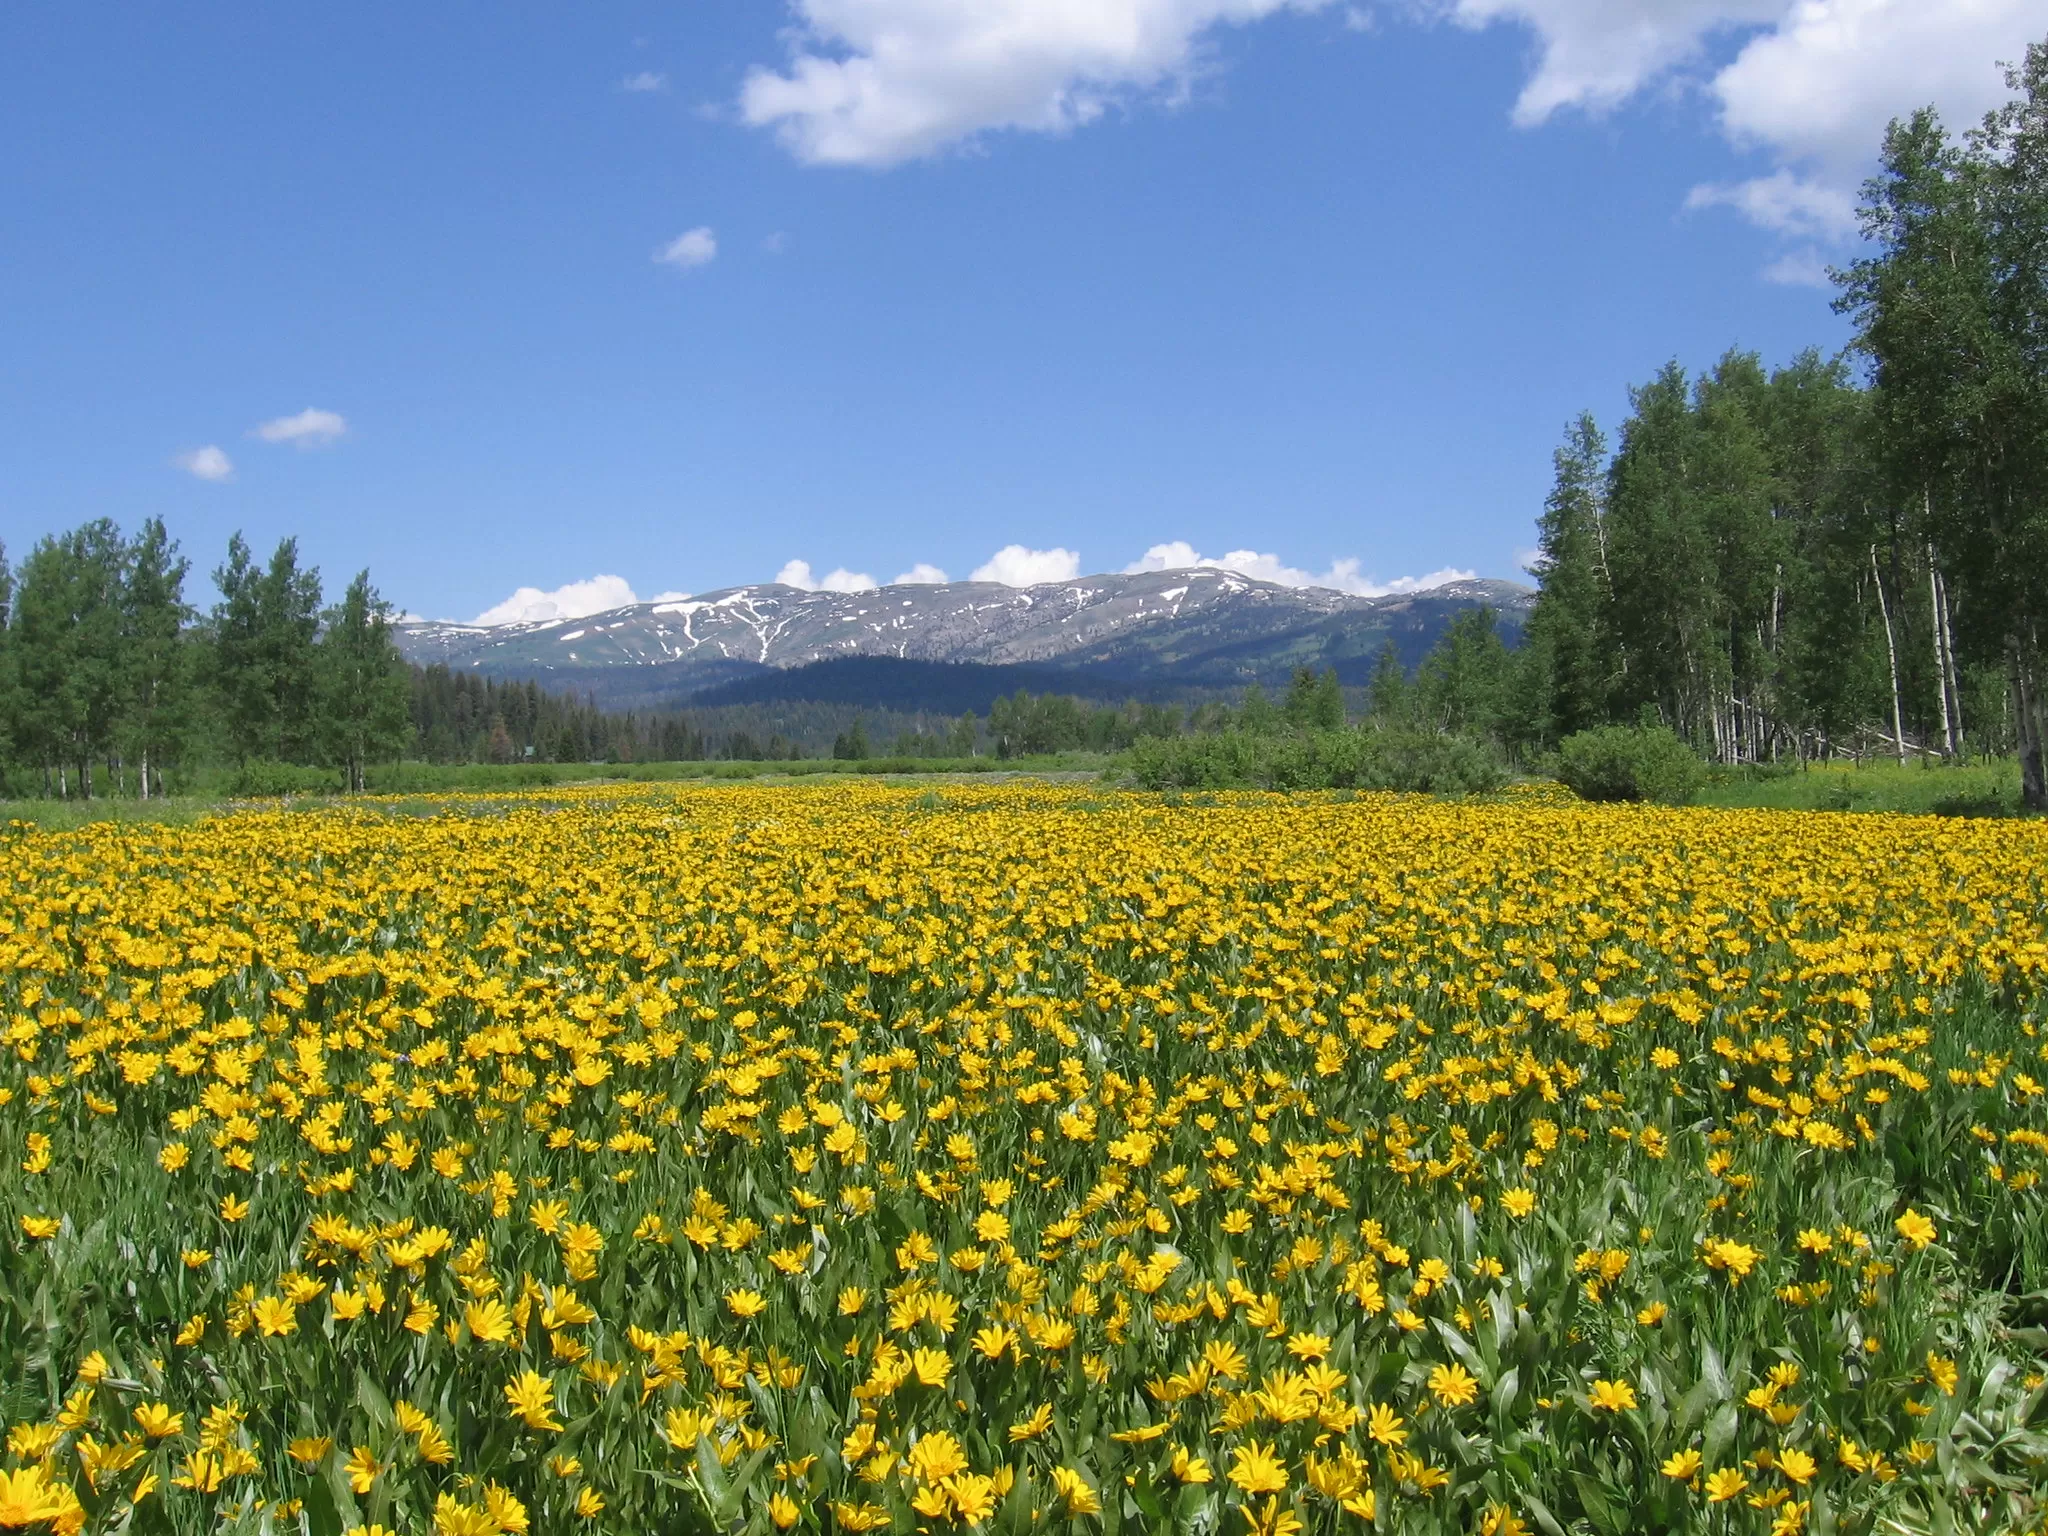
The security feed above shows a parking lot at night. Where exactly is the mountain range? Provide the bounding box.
[396,568,1534,711]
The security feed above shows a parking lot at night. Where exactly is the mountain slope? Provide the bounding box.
[398,568,1532,707]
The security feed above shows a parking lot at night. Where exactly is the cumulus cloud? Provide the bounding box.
[1760,246,1835,288]
[777,558,880,593]
[1448,0,1782,128]
[472,575,640,627]
[890,563,950,585]
[173,445,234,482]
[1684,169,1857,240]
[739,0,1336,167]
[655,227,718,270]
[734,0,2045,268]
[622,71,668,92]
[1451,0,2040,251]
[1123,541,1474,597]
[253,407,348,447]
[1710,0,2039,171]
[970,545,1083,586]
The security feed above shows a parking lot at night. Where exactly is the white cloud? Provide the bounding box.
[1122,541,1474,596]
[1711,0,2039,172]
[173,445,234,482]
[970,545,1082,586]
[1452,0,2040,254]
[776,558,880,592]
[1684,168,1857,240]
[739,0,1337,168]
[890,562,950,585]
[473,575,640,627]
[1448,0,1783,128]
[622,71,669,92]
[649,589,694,603]
[655,227,718,270]
[1423,0,2048,290]
[1760,245,1834,287]
[734,0,2044,271]
[253,407,348,447]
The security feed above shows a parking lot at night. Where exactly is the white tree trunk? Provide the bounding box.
[1872,545,1907,767]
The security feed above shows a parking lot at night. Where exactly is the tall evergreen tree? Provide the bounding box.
[257,538,324,763]
[1282,666,1345,730]
[208,534,325,765]
[122,519,192,799]
[209,533,268,764]
[320,570,411,792]
[1365,642,1409,725]
[1523,413,1612,742]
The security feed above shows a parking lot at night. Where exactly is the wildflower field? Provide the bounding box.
[3,782,2048,1536]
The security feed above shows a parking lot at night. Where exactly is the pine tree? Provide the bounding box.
[1366,643,1409,725]
[320,570,411,792]
[1524,413,1613,742]
[122,519,192,799]
[209,534,268,764]
[258,538,324,763]
[1282,666,1320,729]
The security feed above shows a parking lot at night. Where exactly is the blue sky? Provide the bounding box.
[2,1,2037,623]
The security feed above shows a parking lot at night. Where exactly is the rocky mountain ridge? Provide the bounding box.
[397,568,1534,706]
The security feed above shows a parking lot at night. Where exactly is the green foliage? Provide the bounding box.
[1557,725,1707,805]
[226,759,345,797]
[985,691,1183,758]
[1698,759,2026,817]
[1833,39,2048,808]
[1282,666,1345,730]
[1128,726,1507,794]
[1365,641,1408,724]
[831,718,871,760]
[320,570,412,792]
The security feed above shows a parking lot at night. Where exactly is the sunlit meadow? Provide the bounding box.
[2,782,2046,1535]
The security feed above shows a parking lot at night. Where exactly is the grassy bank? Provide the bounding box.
[0,753,1121,829]
[1697,758,2024,816]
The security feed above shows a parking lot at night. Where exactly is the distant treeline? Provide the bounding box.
[0,521,409,798]
[0,507,1539,796]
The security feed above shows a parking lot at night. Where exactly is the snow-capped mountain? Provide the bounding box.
[396,567,1533,705]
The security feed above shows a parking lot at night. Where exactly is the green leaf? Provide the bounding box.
[1491,1366,1520,1423]
[1570,1471,1625,1536]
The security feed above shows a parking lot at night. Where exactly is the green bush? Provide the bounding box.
[228,760,342,797]
[1556,725,1705,805]
[1129,728,1507,795]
